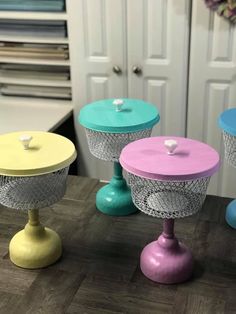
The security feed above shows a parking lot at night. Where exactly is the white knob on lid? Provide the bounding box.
[164,139,178,155]
[113,99,124,112]
[19,134,33,150]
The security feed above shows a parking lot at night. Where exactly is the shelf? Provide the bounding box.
[0,11,68,21]
[0,36,69,44]
[0,77,71,87]
[0,95,72,106]
[0,3,72,109]
[0,57,70,66]
[0,100,73,133]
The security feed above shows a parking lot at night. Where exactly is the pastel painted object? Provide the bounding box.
[0,131,76,176]
[0,131,76,269]
[226,199,236,229]
[78,98,160,216]
[218,108,236,135]
[120,136,220,284]
[140,219,194,284]
[120,136,220,181]
[219,108,236,229]
[79,98,160,133]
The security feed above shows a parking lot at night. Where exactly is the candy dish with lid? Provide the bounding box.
[120,136,220,283]
[79,98,160,216]
[0,131,76,269]
[219,108,236,228]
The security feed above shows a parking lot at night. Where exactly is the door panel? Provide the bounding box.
[79,0,128,102]
[68,0,127,179]
[187,0,236,197]
[127,0,191,136]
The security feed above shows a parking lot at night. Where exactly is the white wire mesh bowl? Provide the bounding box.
[0,167,69,210]
[85,128,152,162]
[127,173,210,218]
[222,130,236,167]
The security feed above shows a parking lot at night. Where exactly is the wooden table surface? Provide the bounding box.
[0,175,235,314]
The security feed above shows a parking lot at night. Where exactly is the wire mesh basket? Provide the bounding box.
[0,167,69,210]
[85,128,152,162]
[127,173,211,218]
[222,130,236,167]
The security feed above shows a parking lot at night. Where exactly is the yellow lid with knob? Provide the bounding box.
[0,131,77,177]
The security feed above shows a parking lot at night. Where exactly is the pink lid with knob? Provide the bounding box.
[120,136,220,181]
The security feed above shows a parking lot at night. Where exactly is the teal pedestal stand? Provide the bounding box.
[96,162,137,216]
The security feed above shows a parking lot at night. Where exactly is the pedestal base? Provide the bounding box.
[226,199,236,229]
[96,177,137,216]
[9,223,62,269]
[140,234,194,284]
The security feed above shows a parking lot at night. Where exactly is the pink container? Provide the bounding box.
[120,136,220,284]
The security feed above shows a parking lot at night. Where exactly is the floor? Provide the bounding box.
[0,175,235,314]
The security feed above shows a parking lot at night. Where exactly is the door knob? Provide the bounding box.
[113,65,122,74]
[132,65,142,75]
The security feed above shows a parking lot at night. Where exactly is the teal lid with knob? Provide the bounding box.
[78,98,160,133]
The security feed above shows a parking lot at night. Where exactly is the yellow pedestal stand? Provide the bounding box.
[0,131,77,269]
[9,209,62,269]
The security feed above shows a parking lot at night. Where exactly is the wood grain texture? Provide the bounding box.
[0,175,235,314]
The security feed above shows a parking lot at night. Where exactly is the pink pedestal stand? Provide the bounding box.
[140,219,193,284]
[120,136,220,284]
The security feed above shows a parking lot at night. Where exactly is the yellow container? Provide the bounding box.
[0,131,77,269]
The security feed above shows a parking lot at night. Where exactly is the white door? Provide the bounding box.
[127,0,191,136]
[68,0,127,179]
[68,0,191,180]
[187,0,236,197]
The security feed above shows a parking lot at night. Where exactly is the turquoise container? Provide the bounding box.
[218,108,236,229]
[79,98,160,216]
